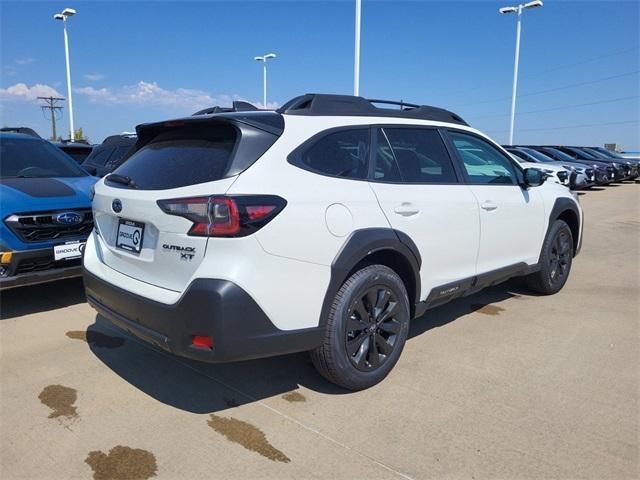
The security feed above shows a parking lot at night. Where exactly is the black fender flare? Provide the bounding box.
[543,197,582,258]
[318,228,422,327]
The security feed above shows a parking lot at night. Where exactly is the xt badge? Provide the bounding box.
[163,244,196,261]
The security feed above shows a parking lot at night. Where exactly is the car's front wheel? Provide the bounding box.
[310,264,410,390]
[525,219,574,295]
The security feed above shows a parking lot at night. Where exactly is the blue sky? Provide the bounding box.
[1,0,639,149]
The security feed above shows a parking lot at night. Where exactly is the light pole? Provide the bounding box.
[499,0,543,145]
[254,53,276,108]
[54,7,76,142]
[354,0,362,96]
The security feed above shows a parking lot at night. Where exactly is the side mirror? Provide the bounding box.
[523,168,546,188]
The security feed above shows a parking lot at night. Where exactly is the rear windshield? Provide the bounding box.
[0,137,88,178]
[111,124,237,190]
[520,147,555,163]
[542,147,575,162]
[64,150,91,163]
[109,145,134,166]
[83,146,115,166]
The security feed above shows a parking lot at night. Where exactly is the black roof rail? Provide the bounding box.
[277,94,468,126]
[0,127,42,138]
[367,99,421,109]
[192,100,259,116]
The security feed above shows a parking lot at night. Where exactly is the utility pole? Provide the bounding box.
[38,96,65,140]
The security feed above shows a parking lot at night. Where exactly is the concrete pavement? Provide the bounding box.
[1,182,638,479]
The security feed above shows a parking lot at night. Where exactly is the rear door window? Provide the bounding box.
[376,128,457,183]
[110,124,237,190]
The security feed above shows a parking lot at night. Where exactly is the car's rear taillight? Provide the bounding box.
[157,195,286,237]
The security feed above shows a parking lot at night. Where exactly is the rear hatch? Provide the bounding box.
[92,113,283,292]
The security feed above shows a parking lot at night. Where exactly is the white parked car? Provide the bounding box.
[506,153,571,187]
[84,94,583,390]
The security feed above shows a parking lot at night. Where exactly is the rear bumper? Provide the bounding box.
[0,247,83,290]
[83,269,324,363]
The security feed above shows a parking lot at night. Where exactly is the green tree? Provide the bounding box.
[73,127,88,142]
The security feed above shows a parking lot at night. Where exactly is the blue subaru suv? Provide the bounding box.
[0,133,97,289]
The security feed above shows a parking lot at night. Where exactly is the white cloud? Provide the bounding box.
[15,57,35,66]
[0,83,64,103]
[83,73,105,82]
[74,80,277,112]
[254,101,280,110]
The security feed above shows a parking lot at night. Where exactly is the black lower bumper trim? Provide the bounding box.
[1,264,82,290]
[83,269,324,363]
[0,246,84,290]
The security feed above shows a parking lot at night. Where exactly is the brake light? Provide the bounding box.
[157,195,286,237]
[192,335,213,349]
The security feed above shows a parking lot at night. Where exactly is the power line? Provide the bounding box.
[485,119,639,134]
[521,46,639,80]
[438,45,639,98]
[468,95,640,119]
[451,70,639,107]
[519,70,640,99]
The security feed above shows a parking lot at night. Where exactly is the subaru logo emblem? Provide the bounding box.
[112,199,122,213]
[54,212,83,225]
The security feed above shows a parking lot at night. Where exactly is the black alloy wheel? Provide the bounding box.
[345,286,402,372]
[310,264,410,390]
[549,229,572,286]
[525,219,574,295]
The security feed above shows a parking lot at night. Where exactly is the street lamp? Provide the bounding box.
[54,7,76,142]
[254,53,276,108]
[499,0,543,145]
[354,0,362,96]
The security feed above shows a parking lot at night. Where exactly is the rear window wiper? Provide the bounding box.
[105,173,137,189]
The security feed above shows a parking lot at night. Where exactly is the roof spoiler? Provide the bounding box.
[192,101,259,116]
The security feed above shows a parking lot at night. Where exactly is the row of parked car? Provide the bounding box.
[504,145,639,189]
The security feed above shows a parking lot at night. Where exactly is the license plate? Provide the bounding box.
[116,219,145,254]
[54,241,85,261]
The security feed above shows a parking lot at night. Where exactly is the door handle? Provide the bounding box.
[393,203,420,216]
[481,201,498,211]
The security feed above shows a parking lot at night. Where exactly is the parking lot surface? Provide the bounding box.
[1,183,638,480]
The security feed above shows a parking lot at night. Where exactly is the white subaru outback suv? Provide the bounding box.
[84,94,583,390]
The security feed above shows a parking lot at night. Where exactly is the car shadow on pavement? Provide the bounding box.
[0,278,86,320]
[409,279,528,339]
[87,279,530,414]
[88,316,347,414]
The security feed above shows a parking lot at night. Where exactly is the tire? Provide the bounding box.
[310,264,410,390]
[525,219,574,295]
